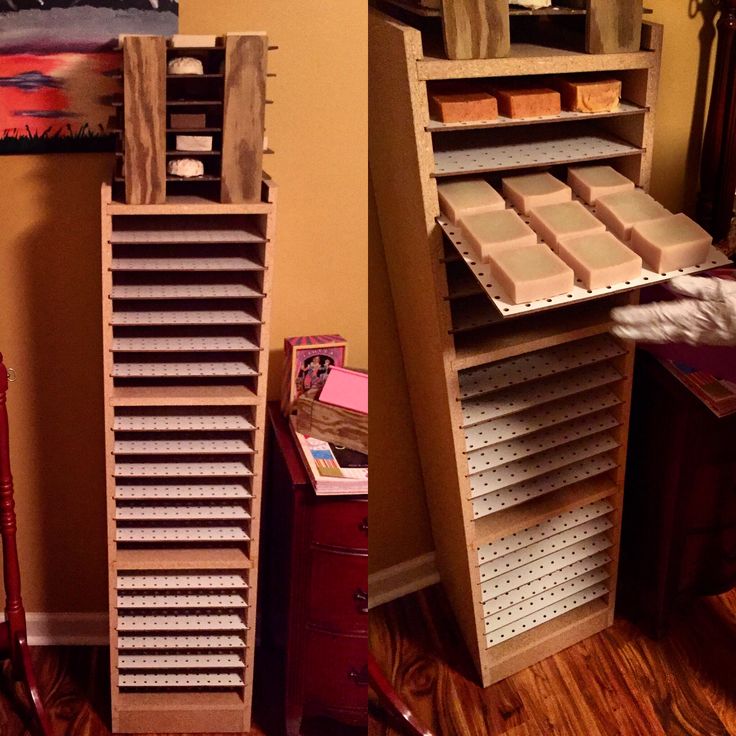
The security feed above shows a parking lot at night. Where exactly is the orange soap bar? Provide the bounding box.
[490,245,574,304]
[460,209,537,263]
[567,165,634,205]
[494,88,561,118]
[528,200,606,252]
[630,213,712,272]
[502,172,571,215]
[595,189,670,241]
[557,232,642,289]
[429,91,498,123]
[437,178,505,224]
[555,77,622,113]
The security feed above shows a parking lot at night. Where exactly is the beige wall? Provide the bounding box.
[0,0,367,612]
[370,4,719,574]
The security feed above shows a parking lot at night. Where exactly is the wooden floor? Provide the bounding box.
[369,583,736,736]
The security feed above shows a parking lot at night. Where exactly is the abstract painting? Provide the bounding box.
[0,0,178,154]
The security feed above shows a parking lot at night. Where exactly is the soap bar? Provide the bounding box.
[595,189,671,240]
[460,209,537,262]
[629,213,712,272]
[437,179,505,224]
[167,158,204,178]
[494,88,561,118]
[567,165,634,205]
[168,57,204,75]
[490,245,575,304]
[528,201,606,252]
[502,173,571,215]
[429,91,498,123]
[555,78,622,113]
[170,113,207,130]
[170,34,219,48]
[557,232,642,289]
[176,135,213,152]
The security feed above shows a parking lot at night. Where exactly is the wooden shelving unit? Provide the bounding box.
[369,8,665,686]
[101,166,275,730]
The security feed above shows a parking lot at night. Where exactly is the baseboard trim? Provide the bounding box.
[368,552,440,609]
[0,613,109,646]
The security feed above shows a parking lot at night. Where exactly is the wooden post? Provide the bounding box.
[123,36,166,204]
[587,0,643,54]
[440,0,510,60]
[221,34,267,203]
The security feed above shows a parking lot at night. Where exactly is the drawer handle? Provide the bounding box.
[348,665,369,687]
[359,517,368,534]
[353,588,368,614]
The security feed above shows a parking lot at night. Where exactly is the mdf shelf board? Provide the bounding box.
[467,411,618,473]
[432,132,642,177]
[110,385,259,407]
[115,547,251,571]
[458,334,624,399]
[114,461,252,478]
[111,284,263,300]
[114,439,253,456]
[471,452,617,518]
[111,310,261,327]
[112,336,260,353]
[464,386,620,451]
[485,582,609,647]
[115,503,250,522]
[119,653,245,670]
[111,257,263,272]
[484,569,611,634]
[438,217,731,318]
[117,612,246,632]
[479,533,613,601]
[482,550,612,617]
[427,101,647,132]
[478,516,614,582]
[118,634,246,650]
[461,362,622,428]
[116,526,249,543]
[109,226,264,245]
[117,573,248,591]
[477,499,614,562]
[114,411,254,432]
[117,592,247,609]
[111,362,257,379]
[469,432,619,497]
[119,673,243,689]
[106,196,273,217]
[115,483,252,501]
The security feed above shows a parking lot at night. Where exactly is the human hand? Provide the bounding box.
[610,275,736,346]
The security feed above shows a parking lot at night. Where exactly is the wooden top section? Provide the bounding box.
[116,547,251,570]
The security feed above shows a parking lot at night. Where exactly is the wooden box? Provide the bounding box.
[295,391,368,454]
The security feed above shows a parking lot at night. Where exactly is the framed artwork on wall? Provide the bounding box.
[0,0,178,154]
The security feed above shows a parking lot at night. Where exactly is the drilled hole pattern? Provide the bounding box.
[114,461,252,478]
[116,526,249,543]
[114,409,254,432]
[114,483,252,501]
[115,502,250,522]
[117,611,247,632]
[117,572,248,591]
[118,652,245,671]
[117,592,248,609]
[112,336,260,353]
[114,438,253,455]
[112,361,257,379]
[110,224,265,245]
[112,310,261,327]
[111,283,263,300]
[112,256,262,272]
[117,634,246,650]
[119,672,243,689]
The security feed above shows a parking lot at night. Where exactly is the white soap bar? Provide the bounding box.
[490,245,574,304]
[167,158,204,178]
[168,57,204,75]
[502,173,572,215]
[460,209,537,262]
[595,189,670,241]
[630,213,712,272]
[170,34,219,48]
[567,165,634,205]
[438,179,505,224]
[557,232,642,289]
[176,135,213,152]
[528,200,605,252]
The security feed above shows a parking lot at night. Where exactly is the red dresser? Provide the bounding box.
[261,403,368,735]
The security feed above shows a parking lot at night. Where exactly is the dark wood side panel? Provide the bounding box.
[587,0,643,54]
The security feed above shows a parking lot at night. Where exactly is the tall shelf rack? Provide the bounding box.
[369,8,664,686]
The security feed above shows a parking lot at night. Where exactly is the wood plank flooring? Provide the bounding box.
[369,583,736,736]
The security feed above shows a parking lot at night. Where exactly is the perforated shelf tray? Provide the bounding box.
[117,612,247,632]
[114,461,252,478]
[114,484,252,501]
[111,284,263,300]
[119,672,244,688]
[111,362,257,379]
[112,336,260,353]
[117,573,248,591]
[114,439,253,455]
[112,257,263,272]
[118,634,246,650]
[110,227,264,245]
[114,411,253,432]
[112,310,261,326]
[116,526,249,543]
[117,592,247,609]
[118,652,245,670]
[115,503,250,521]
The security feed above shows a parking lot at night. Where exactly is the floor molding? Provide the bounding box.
[368,552,440,609]
[0,613,109,646]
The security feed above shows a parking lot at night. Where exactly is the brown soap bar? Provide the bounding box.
[170,112,207,130]
[494,88,561,118]
[555,77,622,113]
[429,91,498,123]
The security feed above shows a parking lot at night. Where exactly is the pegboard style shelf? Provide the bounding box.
[112,336,260,353]
[117,592,247,609]
[115,503,250,521]
[111,257,263,272]
[114,440,253,456]
[116,526,249,543]
[114,410,254,432]
[111,310,261,327]
[111,362,257,379]
[117,573,248,591]
[110,225,265,245]
[119,673,243,689]
[114,461,252,478]
[115,484,252,501]
[432,132,642,177]
[118,653,244,670]
[118,634,246,650]
[111,284,263,300]
[118,612,246,632]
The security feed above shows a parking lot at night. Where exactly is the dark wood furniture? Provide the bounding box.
[0,354,52,736]
[261,403,368,736]
[618,350,736,637]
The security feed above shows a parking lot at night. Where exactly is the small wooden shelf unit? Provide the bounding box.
[369,8,662,686]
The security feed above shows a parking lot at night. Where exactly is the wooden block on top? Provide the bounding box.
[295,393,368,455]
[221,33,267,203]
[494,87,561,119]
[123,36,166,205]
[170,34,220,48]
[429,90,498,123]
[170,113,207,130]
[440,0,510,60]
[554,77,622,113]
[587,0,642,54]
